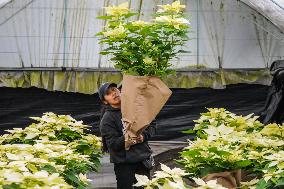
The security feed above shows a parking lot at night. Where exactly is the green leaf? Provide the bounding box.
[41,164,57,174]
[64,171,83,187]
[26,163,38,173]
[235,160,252,168]
[96,15,113,20]
[180,149,201,157]
[276,178,284,187]
[114,64,123,70]
[177,50,191,53]
[123,12,138,18]
[125,67,140,76]
[95,31,104,36]
[182,129,195,134]
[196,130,207,139]
[56,128,82,142]
[208,147,231,157]
[100,51,110,55]
[256,179,268,189]
[76,143,92,155]
[3,184,23,189]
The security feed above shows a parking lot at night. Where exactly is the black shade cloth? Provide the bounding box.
[0,84,268,140]
[259,60,284,124]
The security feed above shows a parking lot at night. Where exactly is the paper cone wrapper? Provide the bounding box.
[202,170,241,189]
[121,75,172,150]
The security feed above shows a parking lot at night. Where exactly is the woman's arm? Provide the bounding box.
[141,119,157,142]
[100,116,125,152]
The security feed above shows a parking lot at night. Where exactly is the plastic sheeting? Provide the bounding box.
[0,0,283,69]
[0,0,11,8]
[0,70,272,93]
[198,0,284,69]
[241,0,284,33]
[0,84,268,140]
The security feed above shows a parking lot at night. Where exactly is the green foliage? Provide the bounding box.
[3,184,24,189]
[56,128,82,142]
[0,112,102,188]
[97,1,190,77]
[179,108,284,189]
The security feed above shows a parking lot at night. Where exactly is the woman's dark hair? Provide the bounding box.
[100,104,109,153]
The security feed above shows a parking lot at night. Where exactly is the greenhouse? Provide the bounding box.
[0,0,283,188]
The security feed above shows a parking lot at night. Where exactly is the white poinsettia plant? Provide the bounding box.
[134,164,228,189]
[0,113,102,189]
[136,109,284,189]
[134,163,189,189]
[179,108,284,189]
[97,1,190,77]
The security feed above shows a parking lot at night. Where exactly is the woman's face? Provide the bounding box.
[103,87,121,106]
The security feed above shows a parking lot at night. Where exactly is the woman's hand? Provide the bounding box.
[136,134,144,143]
[127,135,143,147]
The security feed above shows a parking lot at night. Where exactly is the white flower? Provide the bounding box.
[3,170,24,182]
[264,175,272,183]
[41,115,57,123]
[23,154,34,161]
[0,161,7,166]
[22,171,33,177]
[193,177,206,186]
[5,128,23,134]
[105,2,129,17]
[263,169,283,182]
[155,164,188,183]
[162,179,187,189]
[175,18,190,25]
[34,170,49,178]
[78,173,91,183]
[157,1,186,13]
[39,135,50,141]
[50,186,60,189]
[162,164,187,175]
[25,132,39,139]
[134,174,152,188]
[8,161,28,172]
[143,56,154,64]
[103,25,126,38]
[155,15,171,23]
[193,178,228,189]
[132,20,149,27]
[154,16,190,29]
[240,178,259,189]
[6,153,21,161]
[204,124,234,141]
[33,143,45,150]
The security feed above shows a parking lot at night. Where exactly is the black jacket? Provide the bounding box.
[99,105,155,164]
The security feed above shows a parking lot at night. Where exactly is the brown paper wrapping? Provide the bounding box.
[202,170,241,189]
[121,75,172,150]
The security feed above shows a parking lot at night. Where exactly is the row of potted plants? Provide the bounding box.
[0,112,102,189]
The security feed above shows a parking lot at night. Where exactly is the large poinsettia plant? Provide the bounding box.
[135,109,284,189]
[97,1,190,77]
[0,113,102,189]
[179,108,284,189]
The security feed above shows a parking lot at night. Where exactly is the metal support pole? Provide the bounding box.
[197,0,200,66]
[63,0,68,67]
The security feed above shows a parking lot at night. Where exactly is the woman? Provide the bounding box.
[99,82,155,189]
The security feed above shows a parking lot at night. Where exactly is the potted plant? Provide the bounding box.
[97,1,190,149]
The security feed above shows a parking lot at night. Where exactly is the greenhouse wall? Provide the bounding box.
[0,0,283,92]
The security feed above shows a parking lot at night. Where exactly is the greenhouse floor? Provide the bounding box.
[88,141,187,189]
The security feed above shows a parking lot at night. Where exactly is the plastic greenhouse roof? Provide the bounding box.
[241,0,284,32]
[0,0,11,9]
